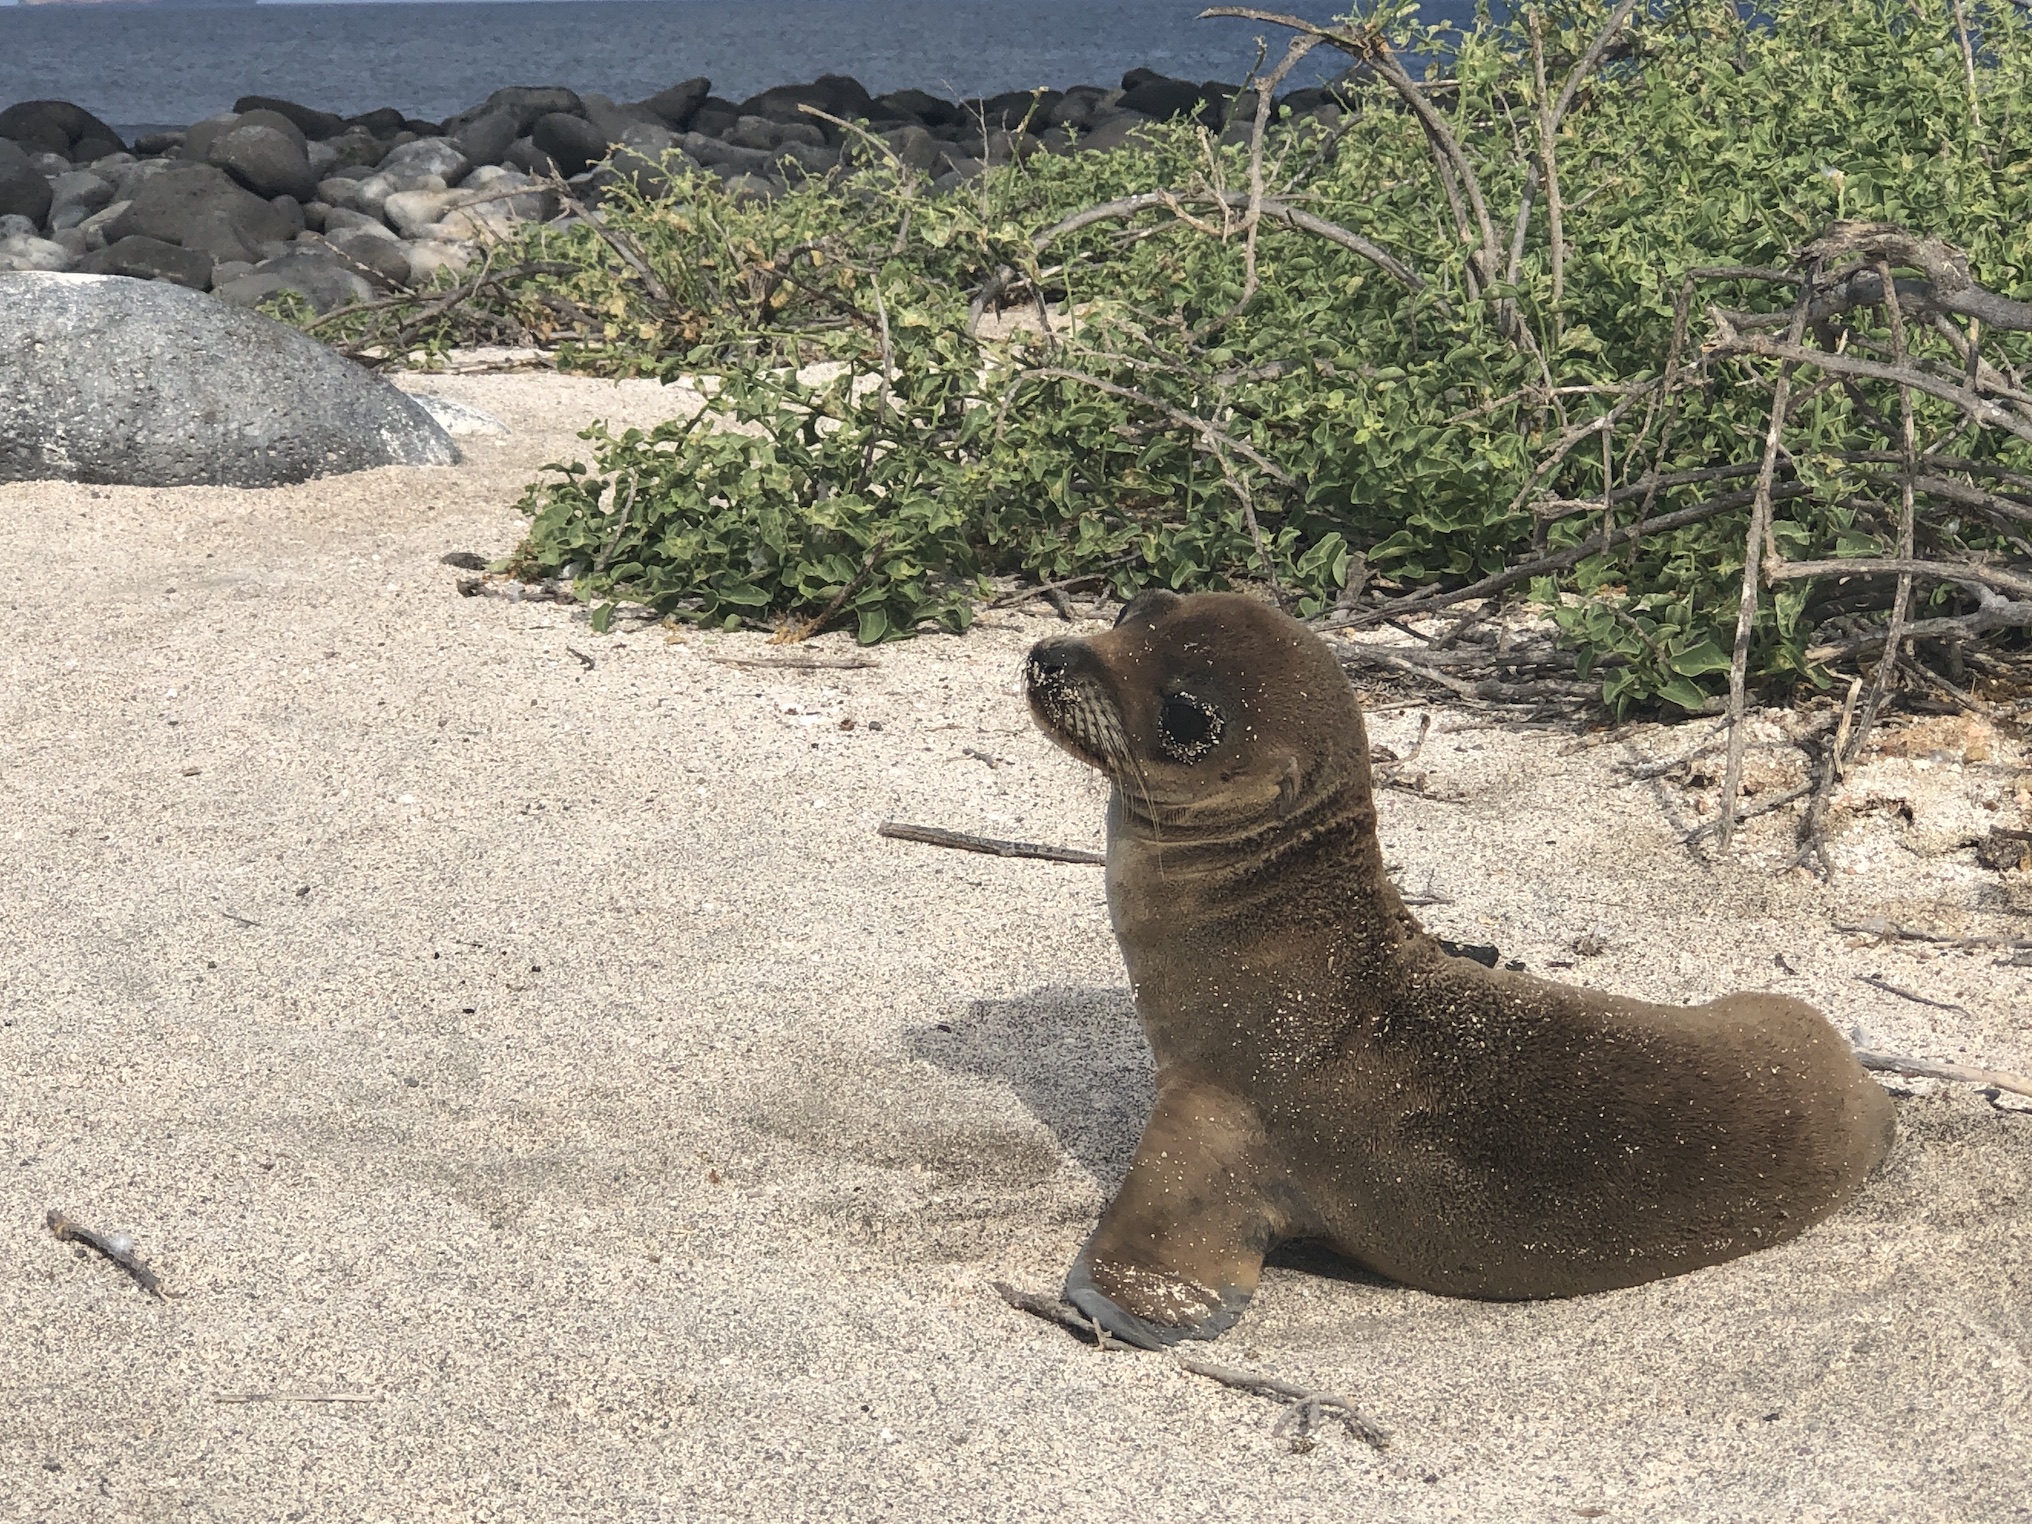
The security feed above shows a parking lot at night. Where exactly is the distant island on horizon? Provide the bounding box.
[18,0,263,7]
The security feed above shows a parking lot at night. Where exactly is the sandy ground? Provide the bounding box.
[1,372,2028,1523]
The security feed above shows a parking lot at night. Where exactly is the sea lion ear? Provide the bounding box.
[1275,756,1303,816]
[1116,588,1183,627]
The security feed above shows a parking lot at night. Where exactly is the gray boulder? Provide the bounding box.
[322,226,412,288]
[233,94,349,142]
[378,137,471,185]
[637,77,710,131]
[47,170,114,230]
[0,271,458,486]
[444,85,585,139]
[0,99,124,161]
[532,112,608,176]
[208,122,319,202]
[214,249,373,314]
[75,234,212,289]
[0,213,37,240]
[0,138,54,229]
[178,112,244,165]
[107,164,297,265]
[451,108,520,168]
[0,234,72,272]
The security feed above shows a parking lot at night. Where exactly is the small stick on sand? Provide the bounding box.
[1172,1355,1391,1452]
[212,1392,378,1405]
[46,1210,168,1299]
[1856,1050,2032,1100]
[1857,973,1969,1013]
[991,1281,1112,1347]
[703,654,878,671]
[1682,781,1815,845]
[1833,918,2032,952]
[879,822,1106,865]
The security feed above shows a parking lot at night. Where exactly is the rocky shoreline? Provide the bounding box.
[0,71,1348,314]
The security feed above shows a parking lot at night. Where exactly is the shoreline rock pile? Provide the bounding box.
[0,70,1350,313]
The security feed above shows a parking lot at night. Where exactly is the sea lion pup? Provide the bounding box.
[1024,589,1895,1349]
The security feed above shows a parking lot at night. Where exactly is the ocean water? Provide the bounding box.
[0,0,1480,133]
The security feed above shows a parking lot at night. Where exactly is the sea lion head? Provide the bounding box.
[1024,589,1369,832]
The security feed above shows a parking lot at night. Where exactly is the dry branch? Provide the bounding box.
[878,821,1106,864]
[1031,188,1429,295]
[1857,1050,2032,1100]
[47,1210,168,1299]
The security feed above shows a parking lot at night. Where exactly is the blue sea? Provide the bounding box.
[0,0,1480,134]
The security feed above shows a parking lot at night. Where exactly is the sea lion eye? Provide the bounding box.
[1157,691,1225,761]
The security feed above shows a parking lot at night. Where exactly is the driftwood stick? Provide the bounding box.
[47,1210,167,1299]
[991,1281,1110,1345]
[1172,1355,1391,1451]
[1857,1050,2032,1100]
[879,821,1106,865]
[1857,972,1968,1013]
[1834,918,2032,951]
[1718,272,1818,852]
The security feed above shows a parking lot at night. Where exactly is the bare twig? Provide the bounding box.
[878,821,1106,865]
[1172,1354,1391,1451]
[1790,675,1862,878]
[1239,33,1323,308]
[1323,481,1813,632]
[213,1392,378,1405]
[991,1281,1111,1345]
[1684,782,1815,845]
[1032,189,1430,297]
[47,1210,167,1299]
[1718,272,1818,851]
[1857,972,1968,1013]
[1858,1050,2032,1100]
[1764,557,2032,604]
[701,654,877,671]
[1834,918,2032,952]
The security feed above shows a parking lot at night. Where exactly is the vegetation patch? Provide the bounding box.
[310,0,2032,718]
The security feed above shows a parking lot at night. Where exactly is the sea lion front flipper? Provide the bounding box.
[1063,1081,1284,1350]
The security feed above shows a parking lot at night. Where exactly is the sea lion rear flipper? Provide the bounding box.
[1064,1081,1283,1350]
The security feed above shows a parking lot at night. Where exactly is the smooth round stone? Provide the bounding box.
[0,271,457,486]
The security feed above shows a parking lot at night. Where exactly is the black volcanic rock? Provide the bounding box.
[740,75,874,134]
[0,138,53,228]
[346,107,407,138]
[76,234,213,288]
[234,95,348,141]
[637,77,710,132]
[874,89,959,129]
[532,112,608,177]
[209,123,319,202]
[1116,76,1205,119]
[451,109,520,168]
[0,100,125,161]
[107,164,297,265]
[444,86,586,139]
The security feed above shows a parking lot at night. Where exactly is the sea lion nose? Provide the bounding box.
[1024,641,1079,690]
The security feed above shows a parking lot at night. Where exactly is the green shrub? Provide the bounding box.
[332,0,2032,710]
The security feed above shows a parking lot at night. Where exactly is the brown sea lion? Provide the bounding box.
[1024,589,1895,1349]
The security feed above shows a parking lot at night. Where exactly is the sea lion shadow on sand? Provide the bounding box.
[907,985,1150,1185]
[906,988,1396,1291]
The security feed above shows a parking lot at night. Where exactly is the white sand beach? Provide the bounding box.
[1,372,2026,1522]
